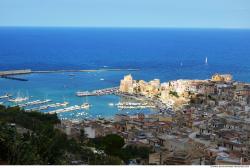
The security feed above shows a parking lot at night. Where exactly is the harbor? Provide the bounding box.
[0,71,161,120]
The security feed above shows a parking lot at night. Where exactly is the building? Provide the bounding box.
[119,74,134,94]
[211,74,233,82]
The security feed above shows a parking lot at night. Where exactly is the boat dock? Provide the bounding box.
[76,87,119,97]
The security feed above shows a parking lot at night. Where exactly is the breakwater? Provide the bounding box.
[0,69,31,81]
[0,68,139,75]
[0,68,139,81]
[0,69,32,76]
[32,68,139,73]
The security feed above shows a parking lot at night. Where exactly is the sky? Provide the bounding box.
[0,0,250,28]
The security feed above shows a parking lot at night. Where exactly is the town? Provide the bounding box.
[56,73,250,165]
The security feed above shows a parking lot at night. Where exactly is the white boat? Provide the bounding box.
[81,103,91,109]
[108,103,114,106]
[61,101,69,106]
[82,97,91,109]
[205,57,208,65]
[0,93,11,99]
[9,97,28,103]
[100,78,104,81]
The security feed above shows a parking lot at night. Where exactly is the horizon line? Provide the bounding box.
[0,25,250,30]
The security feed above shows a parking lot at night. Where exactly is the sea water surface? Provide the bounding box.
[0,27,250,120]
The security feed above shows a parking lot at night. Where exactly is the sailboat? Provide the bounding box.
[62,96,69,107]
[205,57,208,65]
[81,97,91,110]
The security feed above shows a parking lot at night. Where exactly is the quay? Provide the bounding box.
[76,87,119,97]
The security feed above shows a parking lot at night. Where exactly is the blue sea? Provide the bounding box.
[0,27,250,120]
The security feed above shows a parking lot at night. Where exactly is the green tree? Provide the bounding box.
[103,134,125,156]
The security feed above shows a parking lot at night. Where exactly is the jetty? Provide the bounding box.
[0,69,31,76]
[76,87,119,97]
[0,69,31,81]
[0,69,139,82]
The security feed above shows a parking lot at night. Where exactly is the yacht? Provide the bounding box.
[81,103,91,109]
[0,93,11,99]
[9,97,28,103]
